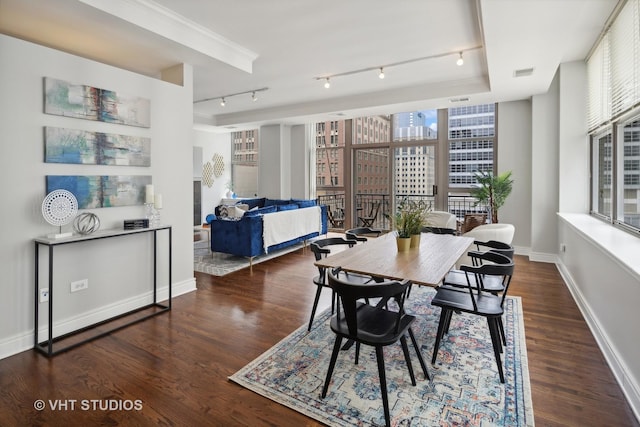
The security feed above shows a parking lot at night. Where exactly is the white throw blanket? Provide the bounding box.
[262,206,321,252]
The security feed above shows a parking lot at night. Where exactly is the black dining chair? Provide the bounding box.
[308,238,376,331]
[442,250,513,295]
[431,260,514,383]
[421,226,457,235]
[322,267,429,427]
[345,227,383,242]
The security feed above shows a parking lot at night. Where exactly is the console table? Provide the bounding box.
[34,225,172,357]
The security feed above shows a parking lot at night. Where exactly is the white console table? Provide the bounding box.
[33,225,172,357]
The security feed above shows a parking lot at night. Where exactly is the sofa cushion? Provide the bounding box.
[277,203,299,211]
[245,205,277,217]
[264,198,290,207]
[291,198,317,208]
[241,198,265,210]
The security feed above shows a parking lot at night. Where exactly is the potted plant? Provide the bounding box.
[386,198,429,251]
[470,170,513,223]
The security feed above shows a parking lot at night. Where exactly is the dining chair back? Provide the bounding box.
[322,267,429,427]
[345,227,382,242]
[308,238,374,331]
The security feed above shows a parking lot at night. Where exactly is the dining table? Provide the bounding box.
[314,232,475,287]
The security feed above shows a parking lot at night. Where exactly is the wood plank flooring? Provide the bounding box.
[0,248,638,426]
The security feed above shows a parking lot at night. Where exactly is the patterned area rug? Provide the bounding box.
[194,240,305,276]
[230,286,534,426]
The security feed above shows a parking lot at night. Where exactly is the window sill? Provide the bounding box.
[558,212,640,280]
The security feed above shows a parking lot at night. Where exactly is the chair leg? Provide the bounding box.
[375,346,391,427]
[322,336,343,398]
[443,308,454,334]
[307,285,324,331]
[408,327,430,380]
[355,342,360,365]
[487,317,505,383]
[399,336,416,386]
[431,309,449,364]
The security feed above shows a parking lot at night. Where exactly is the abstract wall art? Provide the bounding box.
[44,127,151,166]
[46,175,152,209]
[44,77,151,128]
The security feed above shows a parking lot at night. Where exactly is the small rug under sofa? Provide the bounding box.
[193,240,305,276]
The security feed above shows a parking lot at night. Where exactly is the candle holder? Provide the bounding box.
[152,207,162,227]
[145,203,155,226]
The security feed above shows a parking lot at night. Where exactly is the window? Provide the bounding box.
[588,0,640,233]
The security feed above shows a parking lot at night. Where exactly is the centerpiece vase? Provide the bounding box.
[396,236,411,252]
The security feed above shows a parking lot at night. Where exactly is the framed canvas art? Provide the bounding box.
[44,127,151,166]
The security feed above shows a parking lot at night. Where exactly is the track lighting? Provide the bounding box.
[193,87,269,106]
[313,46,480,88]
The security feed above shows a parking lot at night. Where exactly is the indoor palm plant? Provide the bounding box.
[470,170,514,223]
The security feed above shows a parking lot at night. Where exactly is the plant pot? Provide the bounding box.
[410,233,421,248]
[396,236,411,252]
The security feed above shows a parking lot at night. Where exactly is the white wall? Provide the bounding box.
[497,100,533,253]
[290,124,310,199]
[552,61,640,419]
[0,35,196,359]
[530,73,561,260]
[192,130,231,221]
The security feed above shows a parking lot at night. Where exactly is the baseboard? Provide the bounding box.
[557,261,640,422]
[0,278,196,361]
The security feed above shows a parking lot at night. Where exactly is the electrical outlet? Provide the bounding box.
[70,279,89,293]
[40,288,49,303]
[560,243,567,253]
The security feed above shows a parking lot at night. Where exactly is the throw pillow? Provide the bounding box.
[291,199,317,208]
[277,203,299,211]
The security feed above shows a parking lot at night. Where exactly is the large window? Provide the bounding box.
[588,0,640,233]
[231,129,259,197]
[315,104,496,229]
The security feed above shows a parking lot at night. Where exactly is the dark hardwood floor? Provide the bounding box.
[0,247,638,426]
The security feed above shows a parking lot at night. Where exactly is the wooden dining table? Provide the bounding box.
[314,232,475,287]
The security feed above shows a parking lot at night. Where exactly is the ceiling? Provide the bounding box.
[0,0,619,132]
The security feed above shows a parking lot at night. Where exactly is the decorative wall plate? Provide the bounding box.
[42,189,78,226]
[213,153,225,177]
[202,161,214,187]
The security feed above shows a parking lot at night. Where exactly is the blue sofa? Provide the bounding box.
[207,198,327,260]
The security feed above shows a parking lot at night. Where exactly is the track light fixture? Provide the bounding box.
[314,46,480,87]
[194,87,269,106]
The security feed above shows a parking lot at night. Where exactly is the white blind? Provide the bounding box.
[610,0,639,118]
[588,36,610,131]
[588,0,640,132]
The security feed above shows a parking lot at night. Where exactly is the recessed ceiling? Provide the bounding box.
[0,0,619,131]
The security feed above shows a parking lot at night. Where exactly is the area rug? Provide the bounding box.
[194,240,305,276]
[229,286,534,426]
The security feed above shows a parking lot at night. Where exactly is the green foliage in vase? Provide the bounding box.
[386,198,431,238]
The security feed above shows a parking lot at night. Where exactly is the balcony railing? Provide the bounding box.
[317,192,490,230]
